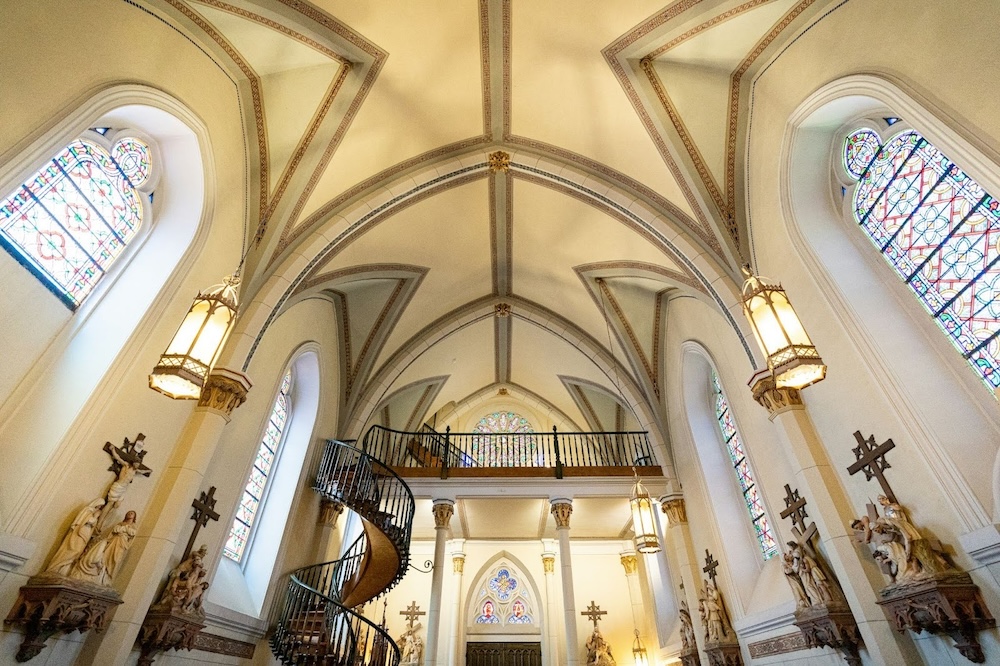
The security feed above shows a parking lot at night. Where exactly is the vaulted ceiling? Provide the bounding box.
[153,0,823,441]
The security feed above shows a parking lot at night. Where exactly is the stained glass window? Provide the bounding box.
[471,411,537,466]
[844,127,1000,390]
[472,563,534,626]
[711,372,778,560]
[0,135,152,309]
[224,371,292,562]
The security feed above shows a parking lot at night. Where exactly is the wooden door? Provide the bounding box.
[466,642,542,666]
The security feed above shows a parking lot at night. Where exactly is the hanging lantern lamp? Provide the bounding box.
[740,265,826,390]
[149,275,240,399]
[632,629,649,666]
[630,469,661,554]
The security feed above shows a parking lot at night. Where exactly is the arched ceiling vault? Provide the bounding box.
[160,0,813,460]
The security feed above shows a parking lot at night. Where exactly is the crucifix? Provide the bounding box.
[183,486,220,561]
[581,601,607,629]
[400,601,425,630]
[703,549,719,587]
[98,434,153,530]
[846,431,897,503]
[780,484,818,557]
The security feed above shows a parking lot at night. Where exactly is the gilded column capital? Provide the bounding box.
[542,554,556,574]
[197,368,252,420]
[620,553,638,575]
[550,499,573,529]
[432,499,455,528]
[318,498,344,527]
[661,498,687,525]
[749,369,803,418]
[452,553,465,574]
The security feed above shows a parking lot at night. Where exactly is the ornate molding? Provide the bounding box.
[137,608,205,666]
[749,369,802,417]
[747,631,808,658]
[318,498,344,527]
[488,150,511,172]
[542,554,555,574]
[662,498,688,525]
[452,554,465,574]
[620,554,638,575]
[550,500,573,529]
[197,368,252,419]
[192,631,255,658]
[432,500,455,529]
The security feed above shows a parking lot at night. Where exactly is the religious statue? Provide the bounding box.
[585,627,617,666]
[851,495,954,584]
[45,498,106,577]
[154,544,209,616]
[782,542,835,609]
[679,596,697,650]
[396,622,423,666]
[70,511,138,586]
[782,548,810,610]
[700,581,733,643]
[99,435,152,528]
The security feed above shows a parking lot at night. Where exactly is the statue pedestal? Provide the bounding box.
[136,605,206,665]
[679,645,701,666]
[793,603,862,665]
[703,639,742,666]
[876,572,995,663]
[3,573,123,662]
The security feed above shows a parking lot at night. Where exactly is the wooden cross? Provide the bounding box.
[103,434,153,477]
[400,601,425,630]
[183,486,220,560]
[703,549,719,586]
[581,601,607,628]
[780,485,818,557]
[846,431,897,503]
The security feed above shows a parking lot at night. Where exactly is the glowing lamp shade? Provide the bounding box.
[149,276,239,399]
[741,268,826,390]
[632,630,649,666]
[630,474,660,554]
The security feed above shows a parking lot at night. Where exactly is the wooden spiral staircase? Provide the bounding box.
[270,439,415,665]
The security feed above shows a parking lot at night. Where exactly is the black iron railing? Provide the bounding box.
[271,439,414,665]
[361,424,657,478]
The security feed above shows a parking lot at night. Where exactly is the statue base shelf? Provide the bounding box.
[876,571,995,663]
[3,573,123,662]
[679,645,701,666]
[793,603,862,665]
[136,605,206,665]
[703,639,742,666]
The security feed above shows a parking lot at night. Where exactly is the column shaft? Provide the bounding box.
[662,499,706,654]
[542,547,559,666]
[448,545,465,666]
[551,500,578,665]
[425,500,454,666]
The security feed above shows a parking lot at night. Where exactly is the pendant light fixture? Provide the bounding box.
[630,468,661,554]
[740,265,826,389]
[149,274,240,399]
[632,629,649,666]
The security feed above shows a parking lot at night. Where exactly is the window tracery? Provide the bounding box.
[472,564,535,626]
[224,370,292,562]
[0,134,153,309]
[711,372,778,560]
[471,411,537,466]
[843,126,1000,390]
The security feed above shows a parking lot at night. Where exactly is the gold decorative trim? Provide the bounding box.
[661,498,687,525]
[453,554,466,574]
[432,501,455,528]
[550,500,573,529]
[479,0,492,133]
[596,278,658,399]
[620,554,638,575]
[542,554,555,574]
[488,150,511,173]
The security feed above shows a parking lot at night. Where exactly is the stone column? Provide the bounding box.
[318,498,345,562]
[425,499,454,666]
[660,497,705,653]
[448,541,466,666]
[550,498,579,665]
[79,368,251,666]
[749,371,918,664]
[620,552,652,649]
[541,544,559,666]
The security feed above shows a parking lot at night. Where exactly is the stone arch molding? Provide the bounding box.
[464,550,544,637]
[223,143,757,379]
[777,73,999,530]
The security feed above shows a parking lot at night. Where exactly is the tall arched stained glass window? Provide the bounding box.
[0,134,153,309]
[711,372,778,560]
[224,371,292,562]
[472,564,535,626]
[844,127,1000,390]
[471,411,537,467]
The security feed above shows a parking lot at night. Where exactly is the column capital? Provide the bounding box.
[620,552,638,575]
[432,499,455,528]
[197,368,252,420]
[660,498,687,525]
[318,498,344,527]
[749,368,803,418]
[452,553,466,574]
[542,553,556,574]
[549,498,573,529]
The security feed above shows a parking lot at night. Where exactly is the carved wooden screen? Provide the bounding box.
[466,642,541,666]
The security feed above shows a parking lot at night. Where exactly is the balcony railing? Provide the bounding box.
[360,424,660,478]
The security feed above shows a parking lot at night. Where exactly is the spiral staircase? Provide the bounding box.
[270,439,415,665]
